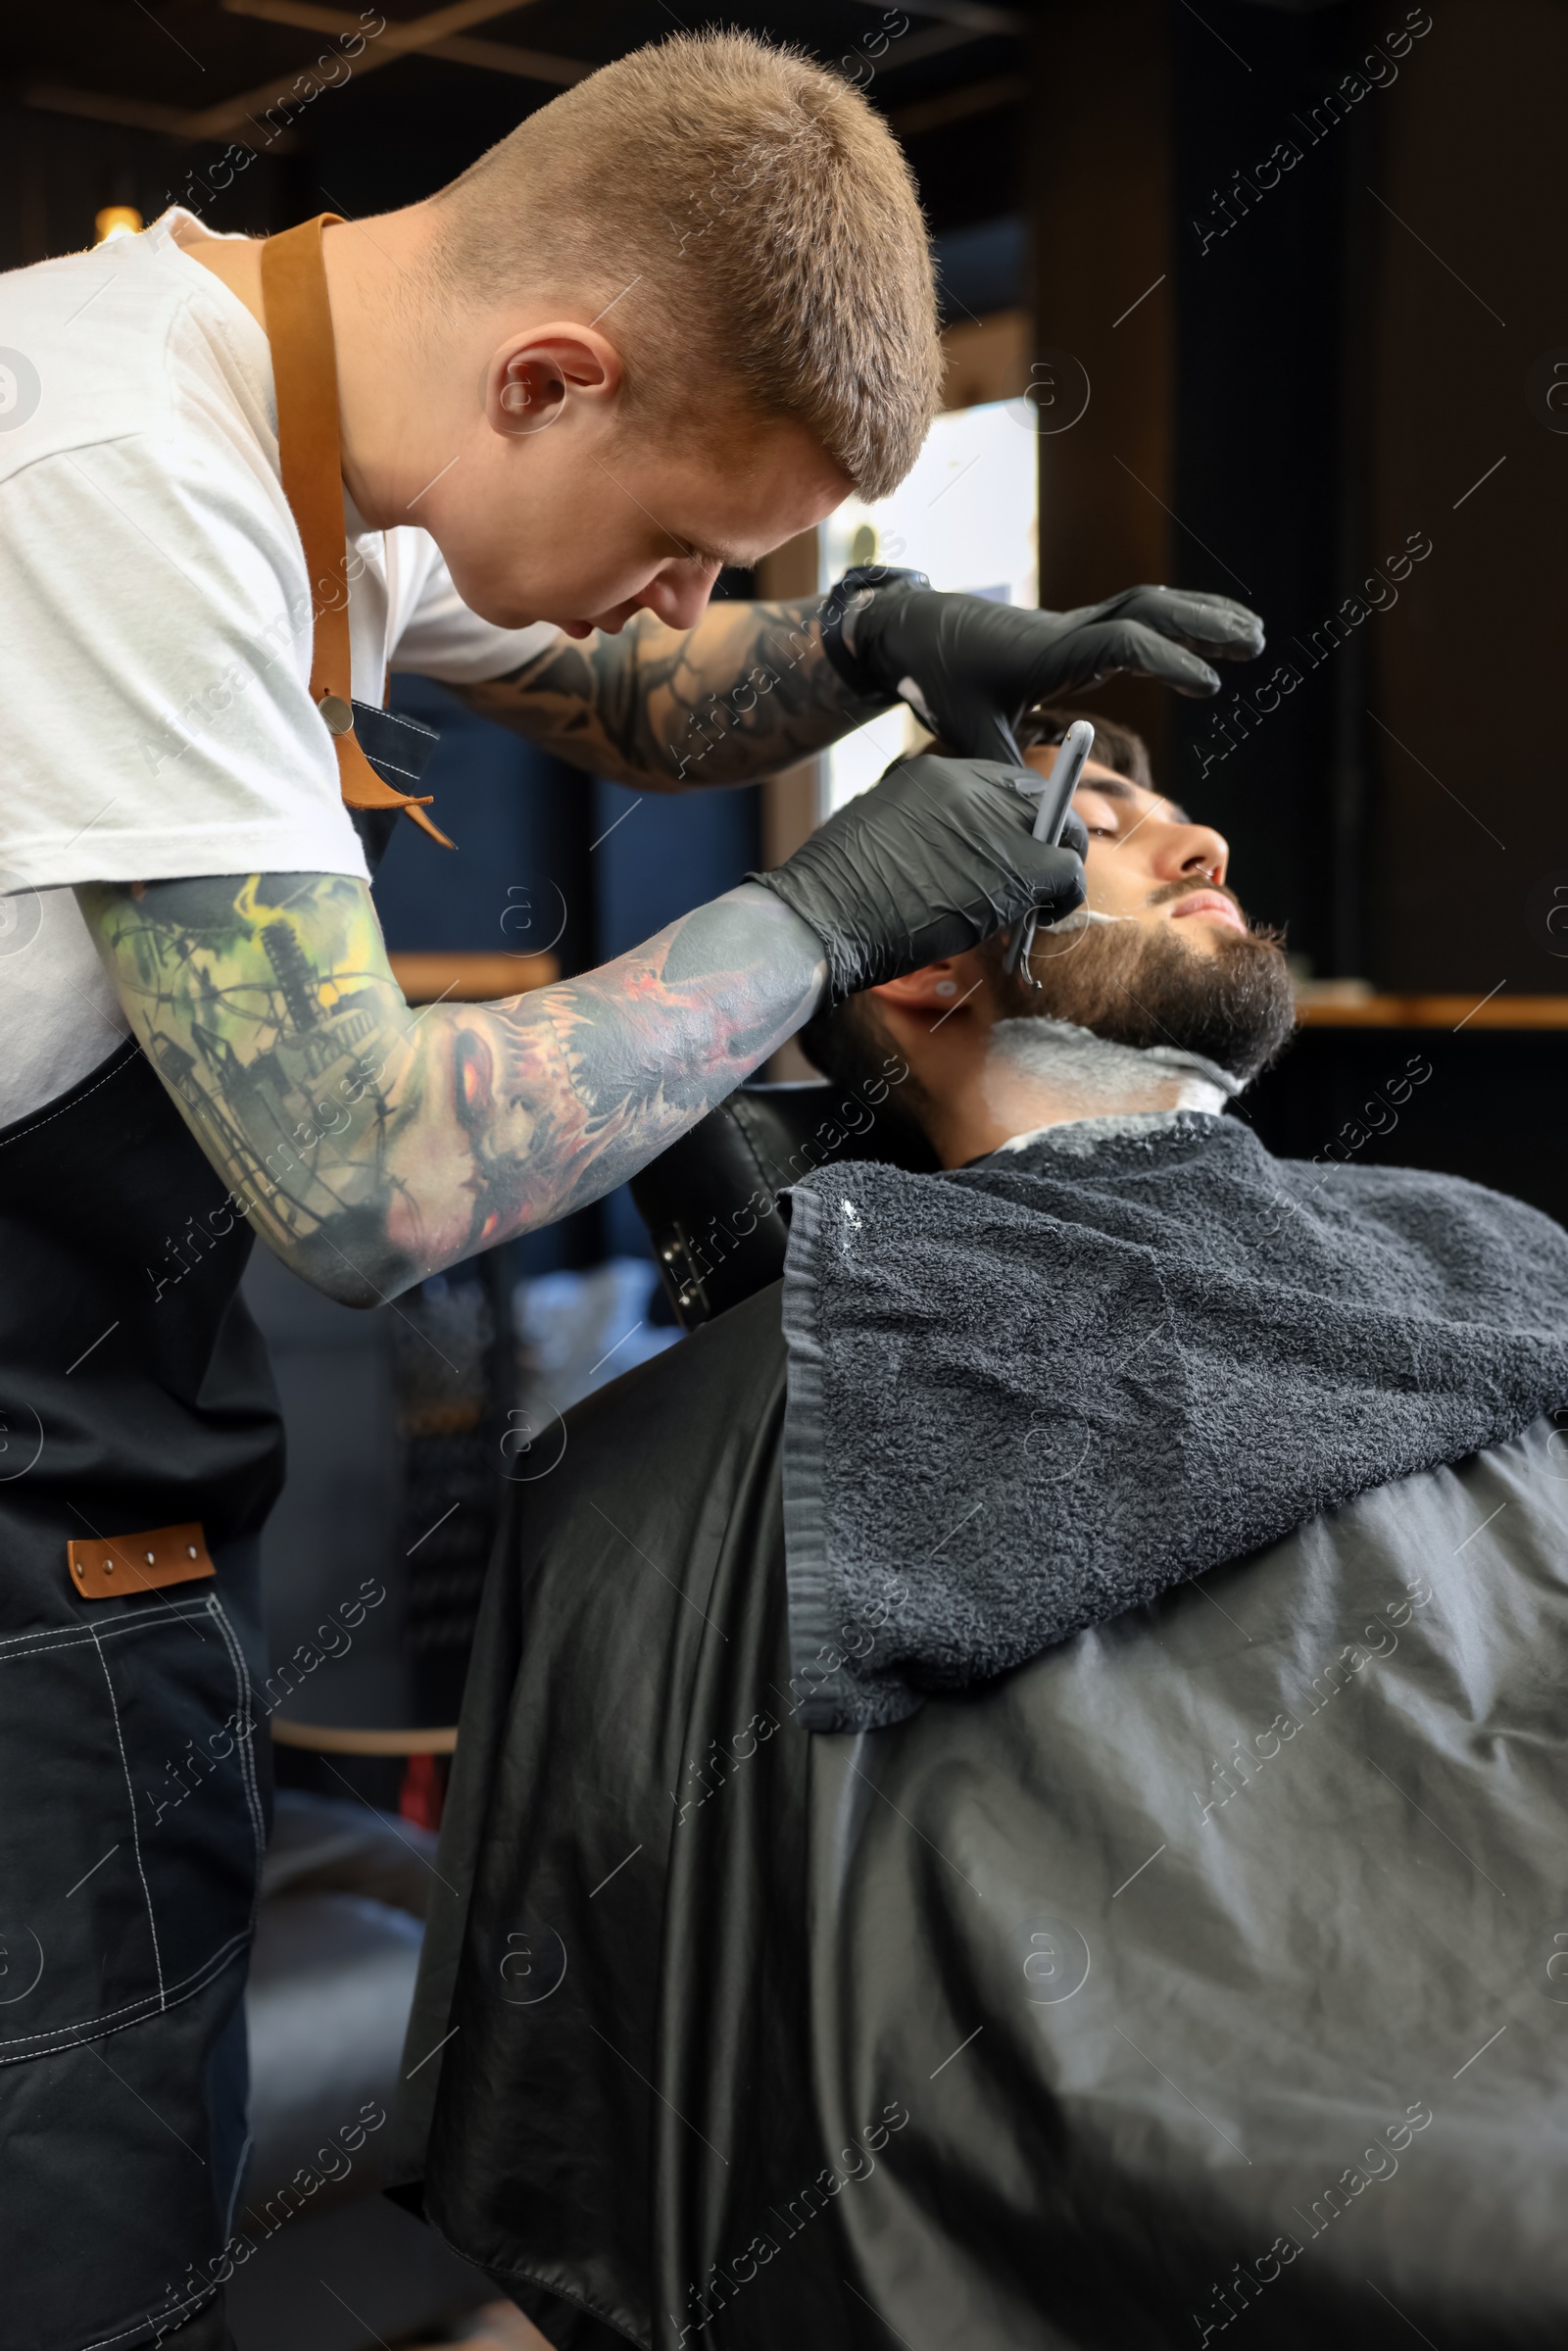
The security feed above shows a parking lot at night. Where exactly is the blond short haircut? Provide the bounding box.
[430,30,940,501]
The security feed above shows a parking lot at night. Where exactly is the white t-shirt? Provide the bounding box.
[0,213,559,1126]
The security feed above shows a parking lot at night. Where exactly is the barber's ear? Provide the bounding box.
[487,327,623,436]
[870,952,988,1013]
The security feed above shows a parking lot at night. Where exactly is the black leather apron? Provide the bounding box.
[0,212,442,2349]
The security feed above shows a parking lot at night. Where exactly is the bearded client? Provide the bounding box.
[395,712,1568,2349]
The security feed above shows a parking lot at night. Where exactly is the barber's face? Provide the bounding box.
[432,397,851,639]
[1023,743,1246,953]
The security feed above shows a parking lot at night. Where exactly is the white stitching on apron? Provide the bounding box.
[0,1932,249,2059]
[0,1594,259,2052]
[0,1594,214,1654]
[206,1592,266,1907]
[87,1620,166,2007]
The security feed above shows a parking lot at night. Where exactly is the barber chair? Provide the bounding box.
[629,1078,937,1329]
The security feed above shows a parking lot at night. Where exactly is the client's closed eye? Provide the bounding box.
[1073,791,1120,840]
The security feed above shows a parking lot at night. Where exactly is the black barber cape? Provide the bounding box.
[392,1123,1568,2350]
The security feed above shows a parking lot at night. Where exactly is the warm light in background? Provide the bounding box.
[93,205,142,244]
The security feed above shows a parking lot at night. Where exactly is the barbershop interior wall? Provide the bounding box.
[1158,0,1567,993]
[1167,0,1360,979]
[1363,0,1568,996]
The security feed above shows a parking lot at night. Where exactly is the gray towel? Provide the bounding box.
[779,1109,1568,1731]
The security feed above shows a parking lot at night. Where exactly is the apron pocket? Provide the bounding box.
[0,1591,263,2063]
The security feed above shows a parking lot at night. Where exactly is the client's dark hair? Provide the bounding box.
[801,984,924,1123]
[801,708,1152,1097]
[1014,704,1152,789]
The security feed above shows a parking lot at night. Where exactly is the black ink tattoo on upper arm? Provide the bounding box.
[76,871,825,1305]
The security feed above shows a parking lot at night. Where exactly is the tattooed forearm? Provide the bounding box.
[76,872,825,1307]
[456,599,889,789]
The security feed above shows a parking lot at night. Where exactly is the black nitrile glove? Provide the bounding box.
[824,582,1265,763]
[751,756,1088,1004]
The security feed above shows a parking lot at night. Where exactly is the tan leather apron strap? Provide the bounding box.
[260,216,453,849]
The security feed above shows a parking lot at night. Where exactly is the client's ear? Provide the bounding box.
[870,949,991,1015]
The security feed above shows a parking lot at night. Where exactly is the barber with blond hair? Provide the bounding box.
[0,30,1259,2346]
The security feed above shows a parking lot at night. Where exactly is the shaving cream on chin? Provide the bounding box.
[984,1014,1244,1120]
[1042,906,1135,932]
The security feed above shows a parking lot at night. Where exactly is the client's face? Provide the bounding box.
[849,745,1298,1168]
[1009,744,1296,1081]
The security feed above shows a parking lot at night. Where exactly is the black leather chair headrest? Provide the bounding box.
[630,1079,937,1330]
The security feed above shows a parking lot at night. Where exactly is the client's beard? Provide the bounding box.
[999,904,1298,1087]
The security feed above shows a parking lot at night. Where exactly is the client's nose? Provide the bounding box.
[1152,817,1230,888]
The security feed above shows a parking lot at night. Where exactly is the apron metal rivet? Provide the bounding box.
[188,1544,197,1557]
[318,692,354,737]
